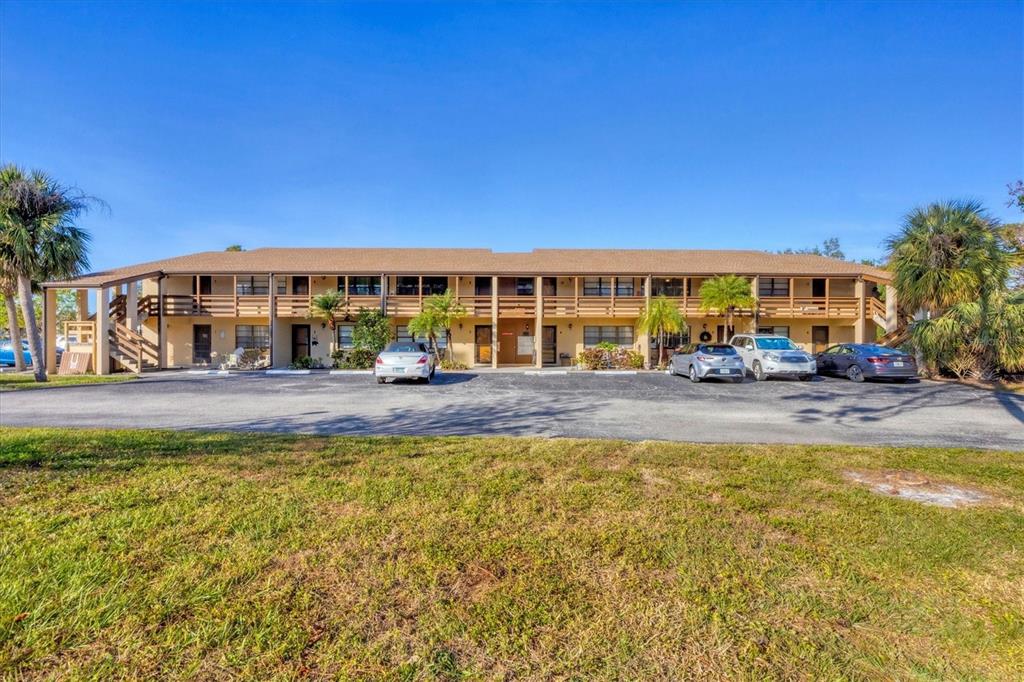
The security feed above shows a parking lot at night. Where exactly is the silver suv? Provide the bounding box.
[729,334,816,381]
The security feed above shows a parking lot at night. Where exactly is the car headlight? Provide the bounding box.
[764,352,780,362]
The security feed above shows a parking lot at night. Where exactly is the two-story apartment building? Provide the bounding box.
[41,248,897,374]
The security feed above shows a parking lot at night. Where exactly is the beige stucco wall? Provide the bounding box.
[159,316,270,367]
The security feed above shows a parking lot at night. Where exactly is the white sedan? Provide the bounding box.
[375,341,437,384]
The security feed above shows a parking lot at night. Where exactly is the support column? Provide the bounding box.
[854,279,868,343]
[44,288,58,372]
[126,281,139,331]
[76,289,89,320]
[534,276,543,368]
[158,277,167,368]
[491,276,498,369]
[884,283,898,333]
[96,287,111,375]
[641,275,652,368]
[749,276,760,332]
[267,272,275,368]
[380,273,387,311]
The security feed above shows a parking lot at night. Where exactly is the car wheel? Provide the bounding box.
[798,374,814,381]
[847,364,865,383]
[430,367,436,379]
[376,377,386,384]
[752,361,766,381]
[423,374,431,384]
[689,365,700,383]
[731,376,744,384]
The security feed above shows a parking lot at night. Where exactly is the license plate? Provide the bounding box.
[393,367,405,373]
[893,361,904,367]
[717,369,731,374]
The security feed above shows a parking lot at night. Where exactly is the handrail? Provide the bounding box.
[63,321,96,346]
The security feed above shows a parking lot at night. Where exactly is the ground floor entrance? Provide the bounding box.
[291,324,311,362]
[474,325,492,364]
[193,325,212,364]
[497,319,535,365]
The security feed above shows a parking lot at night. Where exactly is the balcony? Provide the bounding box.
[758,296,860,318]
[163,294,271,317]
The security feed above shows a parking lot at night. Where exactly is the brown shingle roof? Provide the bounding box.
[45,247,890,287]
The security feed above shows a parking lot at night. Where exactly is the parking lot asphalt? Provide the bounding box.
[1,371,1021,450]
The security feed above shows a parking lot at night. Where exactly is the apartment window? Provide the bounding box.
[583,325,634,347]
[758,278,789,297]
[583,277,612,296]
[474,278,492,295]
[235,325,270,350]
[422,277,448,295]
[615,278,635,296]
[515,278,534,296]
[396,277,419,295]
[652,278,687,297]
[274,276,287,295]
[348,276,381,296]
[654,328,691,351]
[758,326,790,337]
[236,275,270,296]
[337,324,355,349]
[349,276,381,296]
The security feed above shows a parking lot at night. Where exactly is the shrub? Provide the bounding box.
[440,359,468,370]
[331,348,377,369]
[289,355,323,369]
[576,346,644,370]
[352,308,392,355]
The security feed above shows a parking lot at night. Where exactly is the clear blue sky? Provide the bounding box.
[2,1,1021,271]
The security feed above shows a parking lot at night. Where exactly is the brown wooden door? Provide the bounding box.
[542,326,557,365]
[474,325,492,364]
[811,325,830,353]
[291,324,311,361]
[192,276,212,295]
[812,279,826,297]
[292,277,310,295]
[193,324,212,364]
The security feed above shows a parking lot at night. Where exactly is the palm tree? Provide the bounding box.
[407,307,443,362]
[310,290,346,332]
[886,200,1010,317]
[422,289,467,362]
[0,274,26,371]
[0,165,94,382]
[636,295,684,368]
[886,200,1019,377]
[698,275,756,339]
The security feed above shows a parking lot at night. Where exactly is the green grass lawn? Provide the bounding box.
[0,373,137,391]
[1,429,1021,679]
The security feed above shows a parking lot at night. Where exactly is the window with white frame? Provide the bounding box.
[583,325,634,347]
[236,276,270,295]
[758,278,789,297]
[337,324,355,349]
[235,325,270,350]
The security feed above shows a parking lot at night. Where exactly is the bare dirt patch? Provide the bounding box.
[844,469,990,508]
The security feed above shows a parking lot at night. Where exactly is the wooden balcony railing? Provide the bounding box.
[868,296,885,321]
[758,296,860,318]
[163,294,271,317]
[275,295,310,317]
[497,296,536,318]
[386,295,423,317]
[457,296,492,317]
[63,321,96,347]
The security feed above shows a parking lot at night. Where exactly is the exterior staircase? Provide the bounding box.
[109,322,160,373]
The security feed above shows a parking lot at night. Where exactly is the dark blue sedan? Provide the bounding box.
[815,343,917,383]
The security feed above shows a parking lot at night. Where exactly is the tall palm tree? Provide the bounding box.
[886,200,1019,378]
[407,307,443,363]
[310,290,346,331]
[636,295,684,368]
[0,274,26,371]
[422,289,466,362]
[698,275,756,339]
[0,165,94,382]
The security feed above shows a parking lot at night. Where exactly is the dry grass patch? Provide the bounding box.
[0,429,1022,679]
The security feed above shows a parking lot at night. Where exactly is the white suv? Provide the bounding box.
[729,334,817,381]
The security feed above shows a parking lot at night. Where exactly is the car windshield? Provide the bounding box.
[853,344,904,356]
[385,342,424,353]
[699,344,737,355]
[755,337,798,350]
